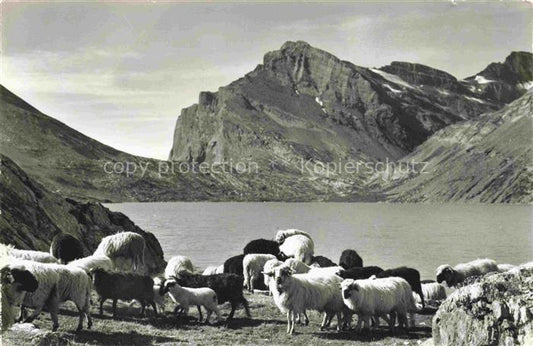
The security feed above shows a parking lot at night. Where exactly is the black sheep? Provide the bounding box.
[223,254,245,276]
[50,233,84,264]
[375,266,425,308]
[311,255,337,267]
[243,239,285,260]
[91,269,157,317]
[171,272,251,321]
[339,249,363,269]
[337,266,384,280]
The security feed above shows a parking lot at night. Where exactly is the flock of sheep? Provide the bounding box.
[0,229,517,337]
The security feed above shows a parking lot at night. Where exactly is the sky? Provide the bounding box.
[2,1,531,160]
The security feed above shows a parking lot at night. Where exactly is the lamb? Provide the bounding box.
[173,272,251,321]
[93,232,145,272]
[50,233,84,264]
[91,268,158,317]
[414,280,446,306]
[436,258,498,287]
[67,255,114,273]
[264,265,346,334]
[13,260,92,331]
[311,255,337,268]
[160,278,221,324]
[341,277,417,332]
[263,258,284,293]
[1,265,38,332]
[243,239,285,260]
[2,244,58,264]
[275,229,313,244]
[223,254,245,277]
[337,266,384,280]
[339,249,363,269]
[375,267,425,308]
[279,235,314,265]
[165,255,194,278]
[243,254,276,292]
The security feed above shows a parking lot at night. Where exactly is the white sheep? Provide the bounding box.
[497,264,516,272]
[279,235,314,265]
[1,244,58,264]
[263,258,284,293]
[264,265,345,334]
[161,278,221,324]
[436,258,498,287]
[93,232,145,272]
[243,254,276,292]
[1,264,39,332]
[284,258,311,274]
[275,229,313,244]
[165,255,194,279]
[202,266,219,275]
[67,255,113,273]
[341,277,417,332]
[414,282,446,306]
[12,260,92,331]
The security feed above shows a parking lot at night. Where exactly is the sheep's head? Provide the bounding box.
[10,268,38,292]
[274,231,286,244]
[436,265,455,286]
[341,279,357,299]
[160,278,179,295]
[263,265,293,293]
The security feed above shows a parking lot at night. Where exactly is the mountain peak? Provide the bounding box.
[280,40,312,50]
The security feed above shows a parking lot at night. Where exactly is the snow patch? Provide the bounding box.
[465,95,486,104]
[437,89,450,96]
[384,83,402,93]
[295,89,300,95]
[370,68,416,90]
[474,75,495,84]
[315,97,324,107]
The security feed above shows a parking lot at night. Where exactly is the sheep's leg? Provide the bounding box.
[303,311,309,325]
[196,305,203,323]
[355,314,363,332]
[227,302,236,321]
[408,312,415,328]
[139,300,146,317]
[112,299,118,317]
[320,312,329,330]
[286,311,291,334]
[214,306,222,323]
[24,305,44,323]
[250,276,254,292]
[205,309,212,324]
[335,312,342,331]
[289,311,296,335]
[150,301,158,316]
[241,297,251,318]
[49,303,60,332]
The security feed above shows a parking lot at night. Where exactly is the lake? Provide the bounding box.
[105,202,532,279]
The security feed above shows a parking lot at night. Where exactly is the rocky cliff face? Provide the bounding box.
[0,154,166,274]
[463,51,533,103]
[385,90,533,203]
[432,263,533,345]
[170,41,501,169]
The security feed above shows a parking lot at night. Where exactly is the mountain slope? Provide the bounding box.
[0,154,166,273]
[169,41,506,175]
[0,85,244,202]
[385,90,533,203]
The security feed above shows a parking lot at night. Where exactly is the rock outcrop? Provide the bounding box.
[0,154,166,274]
[432,263,533,345]
[464,51,533,103]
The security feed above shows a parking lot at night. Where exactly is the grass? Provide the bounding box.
[2,291,434,346]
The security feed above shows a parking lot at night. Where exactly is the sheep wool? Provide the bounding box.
[279,235,314,265]
[93,232,145,272]
[165,256,194,278]
[436,258,499,287]
[243,254,276,292]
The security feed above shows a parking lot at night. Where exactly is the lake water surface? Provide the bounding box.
[105,202,532,279]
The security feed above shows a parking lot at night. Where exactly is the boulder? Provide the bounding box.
[432,263,533,345]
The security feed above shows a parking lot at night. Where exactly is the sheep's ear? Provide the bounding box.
[350,283,359,291]
[262,271,274,277]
